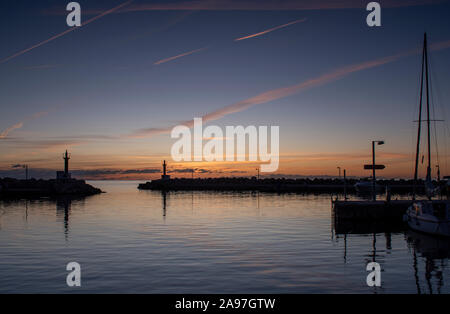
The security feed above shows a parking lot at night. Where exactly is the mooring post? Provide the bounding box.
[344,169,347,200]
[372,141,376,201]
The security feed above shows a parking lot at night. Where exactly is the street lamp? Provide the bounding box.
[337,166,341,179]
[436,165,440,182]
[372,140,385,201]
[12,164,28,180]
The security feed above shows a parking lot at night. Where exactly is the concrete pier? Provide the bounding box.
[333,200,413,221]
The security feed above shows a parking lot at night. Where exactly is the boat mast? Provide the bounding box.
[413,34,426,199]
[424,33,432,183]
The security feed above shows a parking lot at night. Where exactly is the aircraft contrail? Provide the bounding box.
[0,0,133,64]
[0,112,48,139]
[235,18,307,41]
[154,47,206,65]
[0,122,24,139]
[129,38,450,138]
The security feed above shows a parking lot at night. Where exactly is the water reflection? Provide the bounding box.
[406,231,450,294]
[0,197,87,240]
[334,216,450,294]
[0,207,4,230]
[0,182,449,293]
[162,191,167,218]
[56,198,72,240]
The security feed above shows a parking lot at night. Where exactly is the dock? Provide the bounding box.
[333,200,413,221]
[138,177,429,194]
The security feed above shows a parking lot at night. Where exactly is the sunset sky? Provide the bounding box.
[1,0,450,180]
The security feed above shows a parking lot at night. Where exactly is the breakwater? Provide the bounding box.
[0,178,102,198]
[138,177,431,194]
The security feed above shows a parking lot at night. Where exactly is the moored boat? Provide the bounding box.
[404,33,449,237]
[405,201,450,237]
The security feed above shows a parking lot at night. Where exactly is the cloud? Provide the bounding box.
[41,0,446,15]
[0,167,162,180]
[0,111,48,139]
[154,47,206,65]
[129,37,450,138]
[169,168,216,174]
[12,164,26,169]
[23,64,58,70]
[0,0,133,64]
[235,18,307,41]
[1,139,83,150]
[118,0,447,11]
[283,152,411,162]
[0,122,24,139]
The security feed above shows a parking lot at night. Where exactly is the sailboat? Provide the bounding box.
[404,33,450,237]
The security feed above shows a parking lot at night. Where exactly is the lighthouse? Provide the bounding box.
[64,150,70,176]
[56,150,72,181]
[161,160,170,180]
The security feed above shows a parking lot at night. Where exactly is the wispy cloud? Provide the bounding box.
[119,0,447,11]
[23,64,58,70]
[0,122,24,139]
[0,112,48,139]
[0,0,133,64]
[153,18,305,65]
[41,0,446,15]
[235,18,307,41]
[154,47,206,65]
[129,38,450,138]
[283,152,411,162]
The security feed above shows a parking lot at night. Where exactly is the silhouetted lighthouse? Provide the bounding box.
[161,160,170,180]
[57,150,72,181]
[64,150,70,177]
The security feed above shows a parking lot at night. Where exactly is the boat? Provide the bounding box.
[405,201,450,237]
[404,33,450,237]
[354,179,383,194]
[405,230,450,294]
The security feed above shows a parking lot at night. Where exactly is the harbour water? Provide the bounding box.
[0,181,448,294]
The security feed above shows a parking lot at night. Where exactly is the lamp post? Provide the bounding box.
[372,140,385,201]
[337,166,341,179]
[436,165,440,182]
[343,169,348,200]
[12,164,28,180]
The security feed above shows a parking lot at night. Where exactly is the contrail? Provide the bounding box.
[235,18,307,41]
[110,0,446,12]
[0,122,24,139]
[41,0,443,15]
[0,111,49,139]
[0,0,133,64]
[153,19,306,65]
[154,47,206,65]
[129,38,450,138]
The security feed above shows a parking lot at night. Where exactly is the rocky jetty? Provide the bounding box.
[138,177,435,194]
[0,178,102,198]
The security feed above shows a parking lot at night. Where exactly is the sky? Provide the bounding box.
[1,0,450,180]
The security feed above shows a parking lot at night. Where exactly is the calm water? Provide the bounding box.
[0,181,449,294]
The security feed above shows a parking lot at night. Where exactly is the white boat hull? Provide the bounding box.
[405,202,450,237]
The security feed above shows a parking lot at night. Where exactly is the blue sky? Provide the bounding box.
[1,0,450,179]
